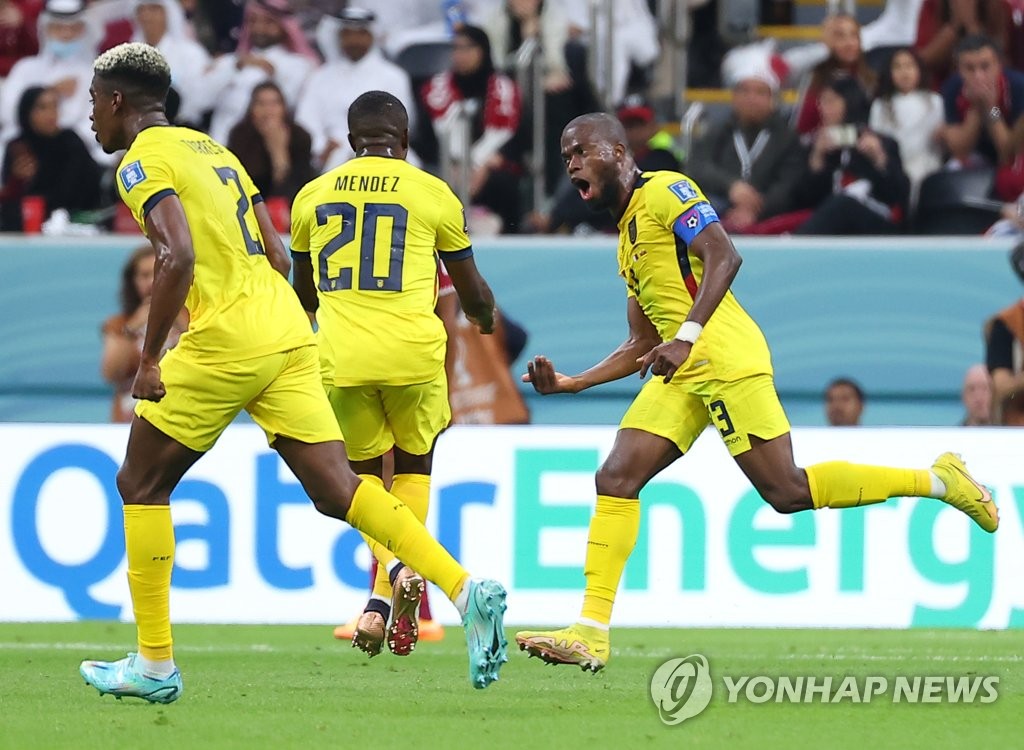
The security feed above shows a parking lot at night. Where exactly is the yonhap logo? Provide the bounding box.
[649,654,713,725]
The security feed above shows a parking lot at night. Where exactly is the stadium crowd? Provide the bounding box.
[0,0,1019,423]
[6,0,1024,236]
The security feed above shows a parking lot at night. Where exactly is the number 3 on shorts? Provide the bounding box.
[709,399,735,437]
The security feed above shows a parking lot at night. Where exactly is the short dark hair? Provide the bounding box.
[347,90,408,134]
[821,75,871,125]
[93,42,171,105]
[826,377,865,403]
[956,34,1000,59]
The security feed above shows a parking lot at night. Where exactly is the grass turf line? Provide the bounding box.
[0,623,1021,750]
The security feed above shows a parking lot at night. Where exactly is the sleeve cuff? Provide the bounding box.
[252,193,264,205]
[142,188,177,218]
[440,246,473,261]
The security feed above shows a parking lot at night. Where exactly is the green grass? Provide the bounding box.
[0,623,1021,750]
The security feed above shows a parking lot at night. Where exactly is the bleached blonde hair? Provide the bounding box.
[93,42,170,84]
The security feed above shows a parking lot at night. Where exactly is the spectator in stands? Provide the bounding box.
[794,13,877,136]
[298,7,415,172]
[939,34,1024,169]
[985,241,1024,422]
[0,0,42,77]
[999,388,1024,424]
[560,0,659,107]
[0,86,101,230]
[824,377,865,426]
[0,0,101,161]
[356,0,450,58]
[795,77,910,234]
[227,81,313,202]
[960,362,993,425]
[527,95,678,235]
[101,246,187,423]
[423,24,524,233]
[686,44,805,234]
[915,0,1007,88]
[202,0,318,144]
[128,0,210,126]
[869,47,944,206]
[483,0,597,192]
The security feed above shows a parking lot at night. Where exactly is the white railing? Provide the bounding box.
[438,100,476,208]
[658,0,692,120]
[515,36,547,213]
[587,0,616,111]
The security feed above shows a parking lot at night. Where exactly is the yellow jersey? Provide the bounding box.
[291,156,472,386]
[618,171,772,383]
[117,126,314,364]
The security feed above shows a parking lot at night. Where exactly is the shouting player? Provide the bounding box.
[291,90,496,657]
[78,43,508,701]
[515,112,998,673]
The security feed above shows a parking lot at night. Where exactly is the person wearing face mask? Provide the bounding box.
[0,0,102,161]
[296,7,415,173]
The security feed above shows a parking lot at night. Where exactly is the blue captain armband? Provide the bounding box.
[672,202,720,244]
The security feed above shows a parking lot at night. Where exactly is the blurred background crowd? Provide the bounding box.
[9,0,1024,239]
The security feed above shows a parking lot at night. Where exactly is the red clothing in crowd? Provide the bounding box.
[0,0,42,77]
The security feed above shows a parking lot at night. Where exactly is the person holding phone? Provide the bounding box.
[795,76,910,234]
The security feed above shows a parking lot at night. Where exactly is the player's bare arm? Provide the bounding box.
[445,255,496,334]
[524,296,660,395]
[291,251,318,320]
[135,195,195,402]
[254,200,290,278]
[639,222,741,382]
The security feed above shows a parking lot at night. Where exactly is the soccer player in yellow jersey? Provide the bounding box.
[515,113,999,673]
[290,91,496,658]
[77,43,508,701]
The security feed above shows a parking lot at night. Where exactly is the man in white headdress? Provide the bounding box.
[201,0,318,144]
[0,0,102,158]
[129,0,210,125]
[295,7,416,172]
[685,41,805,232]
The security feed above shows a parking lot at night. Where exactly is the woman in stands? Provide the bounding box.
[794,13,877,136]
[101,246,188,423]
[869,47,944,207]
[422,24,525,233]
[227,81,314,202]
[0,85,101,230]
[795,76,910,234]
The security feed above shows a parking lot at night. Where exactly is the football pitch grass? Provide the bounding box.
[1,623,1021,750]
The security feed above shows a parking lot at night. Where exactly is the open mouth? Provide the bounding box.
[572,177,594,201]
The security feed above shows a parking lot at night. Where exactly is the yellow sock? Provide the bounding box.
[367,473,433,598]
[392,474,430,523]
[806,462,931,509]
[123,505,175,661]
[346,479,468,602]
[355,475,397,599]
[580,495,641,626]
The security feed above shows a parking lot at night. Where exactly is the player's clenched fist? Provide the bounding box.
[132,361,167,402]
[522,355,580,394]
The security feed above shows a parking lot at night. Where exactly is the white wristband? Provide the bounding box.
[674,320,703,344]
